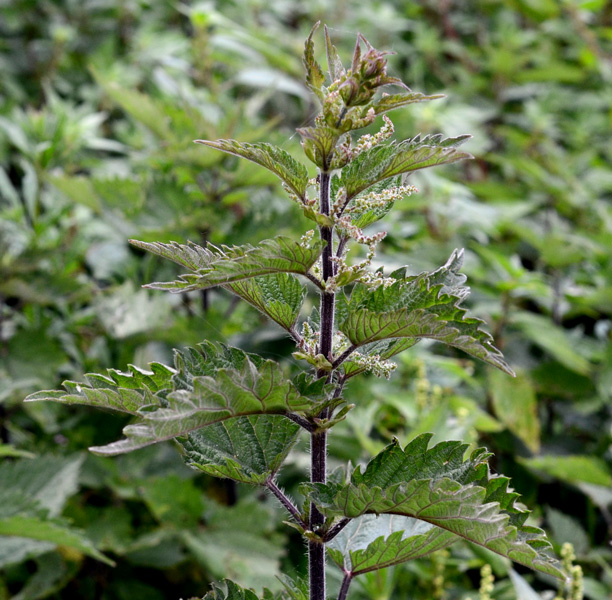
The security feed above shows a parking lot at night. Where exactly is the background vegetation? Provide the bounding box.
[1,1,611,598]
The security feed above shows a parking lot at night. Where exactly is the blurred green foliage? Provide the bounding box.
[0,0,611,598]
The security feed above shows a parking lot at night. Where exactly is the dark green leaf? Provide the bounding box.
[296,126,339,169]
[371,92,445,115]
[130,236,323,293]
[340,251,514,375]
[228,273,306,331]
[180,415,300,484]
[342,135,472,200]
[303,434,563,580]
[194,140,309,201]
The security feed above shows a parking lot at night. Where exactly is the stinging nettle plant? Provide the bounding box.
[27,23,565,600]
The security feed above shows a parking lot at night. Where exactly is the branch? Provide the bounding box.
[337,571,353,600]
[305,270,325,290]
[323,517,351,542]
[286,412,316,432]
[332,345,358,370]
[266,478,308,529]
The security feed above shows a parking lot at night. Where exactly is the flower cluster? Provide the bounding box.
[348,351,397,379]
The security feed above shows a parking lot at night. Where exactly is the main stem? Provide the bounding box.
[310,170,334,600]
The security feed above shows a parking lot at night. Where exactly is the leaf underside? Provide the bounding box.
[340,250,514,376]
[26,342,329,457]
[180,415,300,485]
[327,514,455,575]
[303,434,564,580]
[194,139,309,201]
[227,273,306,331]
[130,236,323,293]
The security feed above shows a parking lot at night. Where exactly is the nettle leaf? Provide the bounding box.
[371,92,445,115]
[297,126,339,169]
[27,343,325,456]
[303,22,326,101]
[0,484,112,566]
[327,514,455,575]
[194,140,309,201]
[228,273,306,331]
[340,250,513,375]
[130,236,323,293]
[180,415,300,485]
[202,579,261,600]
[324,25,345,83]
[303,434,564,580]
[90,346,320,456]
[25,362,174,415]
[341,134,473,200]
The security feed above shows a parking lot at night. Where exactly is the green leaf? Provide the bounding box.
[194,140,309,201]
[186,499,286,592]
[25,363,174,416]
[137,474,206,528]
[228,273,306,331]
[0,485,113,567]
[26,343,323,456]
[327,514,455,575]
[371,92,445,115]
[201,580,260,600]
[0,455,84,517]
[341,135,472,200]
[0,515,114,566]
[511,312,592,376]
[519,455,612,487]
[303,434,564,580]
[340,251,513,375]
[130,236,323,293]
[180,415,300,484]
[296,126,339,169]
[324,25,345,83]
[489,370,540,453]
[303,22,325,100]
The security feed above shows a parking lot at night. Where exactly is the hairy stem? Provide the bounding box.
[310,169,335,600]
[266,479,307,529]
[337,572,353,600]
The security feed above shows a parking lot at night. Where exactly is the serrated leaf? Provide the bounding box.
[180,415,300,484]
[371,92,445,115]
[296,126,339,169]
[340,251,513,375]
[228,273,306,331]
[194,140,309,201]
[25,363,174,415]
[324,25,345,82]
[327,514,455,575]
[130,236,323,293]
[341,135,472,200]
[303,22,325,100]
[27,343,326,456]
[303,434,563,580]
